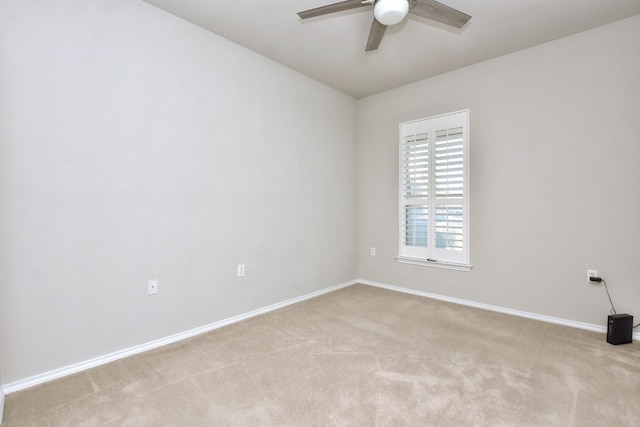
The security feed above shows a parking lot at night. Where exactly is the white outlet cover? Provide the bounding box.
[148,279,158,295]
[587,270,598,282]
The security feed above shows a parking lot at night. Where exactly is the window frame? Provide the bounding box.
[397,110,471,271]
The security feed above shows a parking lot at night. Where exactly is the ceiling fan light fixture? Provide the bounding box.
[373,0,409,26]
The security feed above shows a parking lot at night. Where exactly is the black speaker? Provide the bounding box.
[607,314,633,345]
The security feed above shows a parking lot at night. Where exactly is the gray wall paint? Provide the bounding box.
[1,0,638,389]
[357,15,640,326]
[0,0,357,383]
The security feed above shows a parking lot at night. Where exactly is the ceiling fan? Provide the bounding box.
[297,0,471,52]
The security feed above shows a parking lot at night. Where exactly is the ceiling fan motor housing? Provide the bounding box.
[374,0,409,26]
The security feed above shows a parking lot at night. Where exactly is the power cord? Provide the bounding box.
[590,276,639,328]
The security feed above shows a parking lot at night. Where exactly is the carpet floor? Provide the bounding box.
[3,284,639,426]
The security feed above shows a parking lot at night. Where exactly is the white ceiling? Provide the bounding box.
[143,0,640,98]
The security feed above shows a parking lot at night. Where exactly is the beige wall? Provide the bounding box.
[357,15,640,326]
[0,0,357,383]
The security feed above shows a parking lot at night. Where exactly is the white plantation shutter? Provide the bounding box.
[401,132,430,259]
[403,133,429,201]
[399,111,469,267]
[435,127,464,198]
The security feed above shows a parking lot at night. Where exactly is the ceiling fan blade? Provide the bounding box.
[409,0,471,29]
[365,18,388,52]
[298,0,369,19]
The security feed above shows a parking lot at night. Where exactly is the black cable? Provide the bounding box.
[601,279,617,315]
[592,276,638,323]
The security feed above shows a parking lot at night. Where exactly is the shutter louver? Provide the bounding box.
[435,205,463,250]
[404,205,428,247]
[402,133,429,199]
[402,133,429,249]
[435,127,464,198]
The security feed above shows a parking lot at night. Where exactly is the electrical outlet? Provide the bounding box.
[587,269,598,283]
[370,247,376,256]
[237,264,245,277]
[148,279,158,295]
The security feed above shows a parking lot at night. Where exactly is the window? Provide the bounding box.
[398,110,470,270]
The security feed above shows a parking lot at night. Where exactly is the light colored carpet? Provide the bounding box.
[3,284,639,426]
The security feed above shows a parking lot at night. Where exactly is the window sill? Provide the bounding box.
[396,256,472,272]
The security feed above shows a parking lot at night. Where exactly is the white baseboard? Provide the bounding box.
[358,279,640,340]
[1,279,357,395]
[3,277,636,397]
